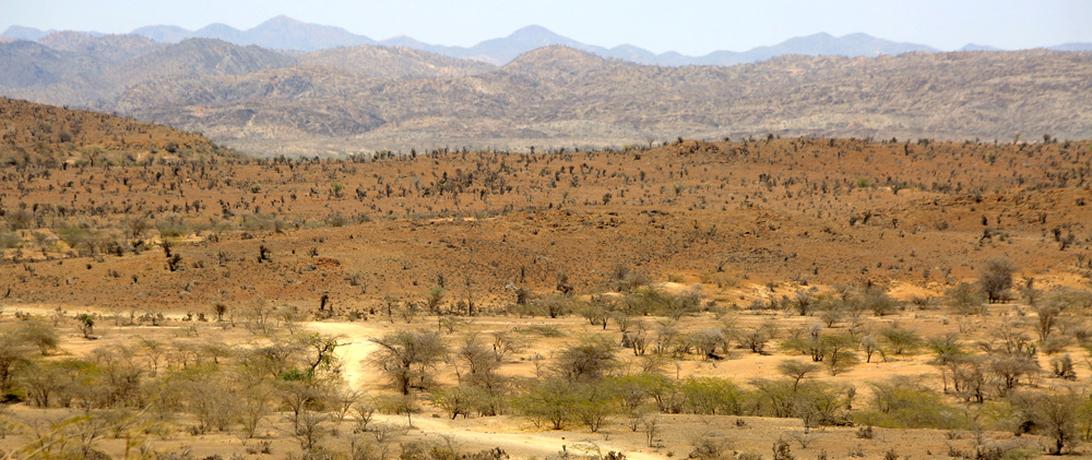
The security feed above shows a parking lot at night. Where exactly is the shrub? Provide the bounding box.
[622,287,700,318]
[880,325,923,356]
[0,230,19,249]
[240,213,281,232]
[751,379,851,426]
[553,335,618,382]
[857,286,898,316]
[1009,390,1083,455]
[155,218,191,238]
[512,378,579,429]
[679,377,744,415]
[514,324,564,337]
[55,224,96,253]
[854,378,971,429]
[946,282,986,314]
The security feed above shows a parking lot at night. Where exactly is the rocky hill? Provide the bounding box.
[116,46,1092,154]
[0,97,232,164]
[299,45,495,79]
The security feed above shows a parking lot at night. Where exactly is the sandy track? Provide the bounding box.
[371,414,663,459]
[302,320,383,389]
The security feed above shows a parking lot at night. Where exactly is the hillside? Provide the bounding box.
[115,47,1092,155]
[0,97,232,164]
[299,45,495,79]
[0,37,296,107]
[1,136,1088,304]
[37,31,163,62]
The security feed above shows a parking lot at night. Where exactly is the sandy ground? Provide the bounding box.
[303,320,383,389]
[304,319,663,459]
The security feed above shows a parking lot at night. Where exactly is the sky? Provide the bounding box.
[2,0,1090,54]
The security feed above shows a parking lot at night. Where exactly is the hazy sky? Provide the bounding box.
[2,0,1090,53]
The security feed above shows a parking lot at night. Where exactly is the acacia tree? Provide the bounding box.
[821,335,859,375]
[370,331,447,395]
[238,379,274,438]
[76,314,95,339]
[946,282,986,315]
[18,321,59,355]
[1012,390,1082,455]
[778,360,821,392]
[554,336,619,382]
[0,330,32,393]
[979,259,1015,303]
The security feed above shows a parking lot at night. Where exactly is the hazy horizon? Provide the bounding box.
[2,0,1091,54]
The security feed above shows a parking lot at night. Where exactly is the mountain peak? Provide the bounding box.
[510,25,555,36]
[261,15,302,25]
[961,43,1001,52]
[3,25,51,41]
[506,25,572,44]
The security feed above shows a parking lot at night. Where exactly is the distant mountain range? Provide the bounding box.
[4,15,1091,66]
[1,18,1090,155]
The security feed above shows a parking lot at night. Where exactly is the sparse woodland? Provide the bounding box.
[0,134,1091,459]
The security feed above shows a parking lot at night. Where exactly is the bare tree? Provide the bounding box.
[370,331,447,395]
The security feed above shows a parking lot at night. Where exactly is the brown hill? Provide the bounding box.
[300,45,495,79]
[0,137,1088,309]
[115,46,1092,155]
[0,97,232,164]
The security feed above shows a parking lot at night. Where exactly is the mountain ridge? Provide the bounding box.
[107,46,1092,154]
[10,17,1088,66]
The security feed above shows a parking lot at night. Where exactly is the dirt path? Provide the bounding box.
[302,320,383,389]
[368,414,663,460]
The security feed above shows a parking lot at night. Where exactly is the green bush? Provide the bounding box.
[854,379,971,429]
[0,230,20,249]
[621,287,700,318]
[680,377,744,415]
[156,218,191,238]
[240,213,281,232]
[512,378,581,429]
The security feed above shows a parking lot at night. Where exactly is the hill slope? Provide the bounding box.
[112,47,1092,154]
[0,97,231,164]
[299,45,495,79]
